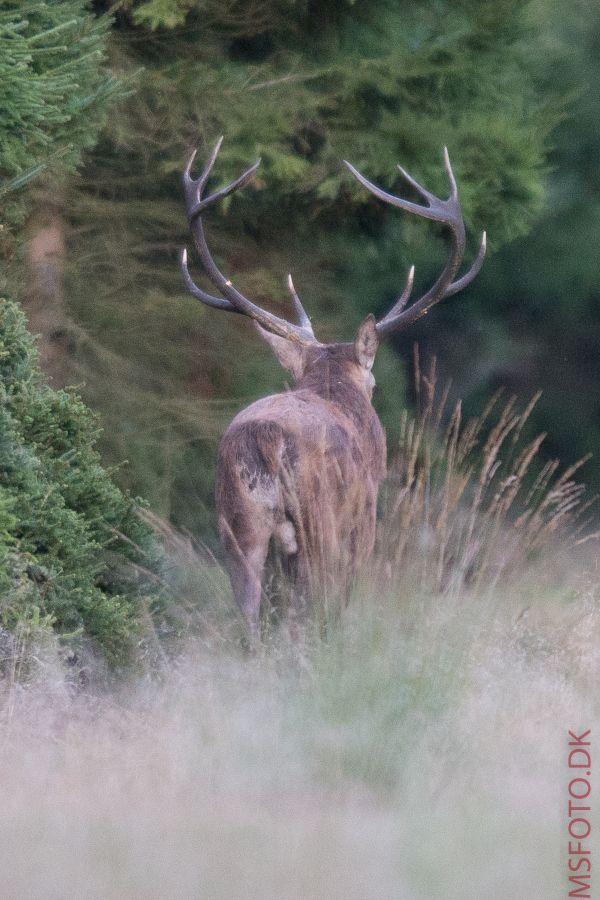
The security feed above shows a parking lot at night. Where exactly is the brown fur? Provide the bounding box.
[216,328,386,636]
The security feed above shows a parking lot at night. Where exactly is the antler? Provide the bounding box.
[343,148,486,338]
[181,137,316,345]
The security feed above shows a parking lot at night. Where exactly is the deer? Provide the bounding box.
[180,137,486,638]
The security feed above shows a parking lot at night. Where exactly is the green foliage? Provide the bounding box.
[130,0,195,29]
[0,297,160,665]
[111,0,552,245]
[425,0,600,490]
[0,0,124,246]
[53,0,556,537]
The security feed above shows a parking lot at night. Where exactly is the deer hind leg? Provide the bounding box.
[273,517,305,632]
[220,515,272,641]
[273,514,312,639]
[287,553,311,635]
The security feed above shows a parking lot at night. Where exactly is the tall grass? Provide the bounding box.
[377,350,596,597]
[0,568,597,899]
[0,370,598,899]
[156,354,596,642]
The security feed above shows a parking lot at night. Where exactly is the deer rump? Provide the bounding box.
[216,391,379,602]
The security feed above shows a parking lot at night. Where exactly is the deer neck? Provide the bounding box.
[295,364,376,428]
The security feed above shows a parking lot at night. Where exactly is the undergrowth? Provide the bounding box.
[0,351,598,898]
[0,297,162,669]
[144,350,597,648]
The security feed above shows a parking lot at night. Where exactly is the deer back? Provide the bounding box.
[216,350,386,584]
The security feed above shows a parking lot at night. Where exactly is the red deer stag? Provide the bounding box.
[181,138,486,637]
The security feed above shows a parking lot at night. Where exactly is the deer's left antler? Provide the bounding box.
[343,148,486,338]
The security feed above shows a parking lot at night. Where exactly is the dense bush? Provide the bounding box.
[0,297,160,665]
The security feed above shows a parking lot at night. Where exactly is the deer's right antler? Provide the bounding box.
[181,137,317,345]
[344,148,486,338]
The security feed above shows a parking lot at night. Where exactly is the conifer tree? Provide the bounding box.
[0,296,160,665]
[0,2,159,667]
[0,0,123,254]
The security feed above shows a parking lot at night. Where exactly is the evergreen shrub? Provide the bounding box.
[0,297,161,666]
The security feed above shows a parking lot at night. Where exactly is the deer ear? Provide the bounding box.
[255,323,306,379]
[354,314,379,370]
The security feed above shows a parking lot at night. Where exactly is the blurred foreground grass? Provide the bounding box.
[0,544,597,899]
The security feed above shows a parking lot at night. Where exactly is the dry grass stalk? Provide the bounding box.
[377,353,596,596]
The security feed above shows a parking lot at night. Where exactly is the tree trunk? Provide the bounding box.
[24,190,72,382]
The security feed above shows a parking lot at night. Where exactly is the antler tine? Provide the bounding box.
[377,265,415,327]
[181,139,317,345]
[443,146,459,202]
[183,136,224,199]
[344,147,486,338]
[189,158,262,218]
[199,135,224,192]
[396,164,435,204]
[287,274,315,337]
[180,248,240,312]
[344,160,441,222]
[183,147,198,182]
[445,231,487,298]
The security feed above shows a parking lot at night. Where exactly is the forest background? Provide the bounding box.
[1,8,598,894]
[1,0,599,610]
